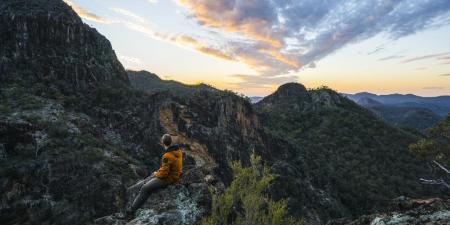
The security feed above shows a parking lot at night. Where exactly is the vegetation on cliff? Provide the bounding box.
[410,115,450,190]
[202,154,304,225]
[255,83,441,216]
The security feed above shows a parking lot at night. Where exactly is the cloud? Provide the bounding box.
[230,74,298,89]
[175,36,235,60]
[367,46,385,55]
[148,0,158,3]
[378,55,404,61]
[438,56,450,60]
[63,0,111,24]
[423,86,444,89]
[178,0,281,47]
[111,8,148,24]
[401,52,450,63]
[122,21,169,41]
[440,73,450,76]
[117,54,142,65]
[176,0,450,75]
[119,21,235,61]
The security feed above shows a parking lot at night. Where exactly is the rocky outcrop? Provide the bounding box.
[327,197,450,225]
[93,166,211,225]
[0,0,128,91]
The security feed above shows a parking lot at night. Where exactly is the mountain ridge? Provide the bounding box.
[0,1,335,224]
[356,97,442,130]
[1,1,448,225]
[345,92,450,117]
[0,0,129,91]
[127,70,214,95]
[255,83,443,217]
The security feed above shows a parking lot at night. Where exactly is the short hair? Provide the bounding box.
[161,134,172,146]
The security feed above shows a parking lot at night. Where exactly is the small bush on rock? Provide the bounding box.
[202,154,304,225]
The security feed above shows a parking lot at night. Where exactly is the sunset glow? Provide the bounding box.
[65,0,450,96]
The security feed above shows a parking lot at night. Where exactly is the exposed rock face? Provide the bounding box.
[124,73,352,224]
[0,3,320,222]
[0,0,128,90]
[93,166,211,225]
[327,197,450,225]
[0,96,134,225]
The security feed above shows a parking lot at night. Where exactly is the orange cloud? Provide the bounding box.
[259,48,301,69]
[63,0,111,24]
[177,0,282,48]
[176,36,235,61]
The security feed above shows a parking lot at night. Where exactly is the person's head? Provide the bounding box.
[161,134,172,148]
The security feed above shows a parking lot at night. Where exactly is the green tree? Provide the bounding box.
[409,115,450,164]
[202,154,304,225]
[409,115,450,190]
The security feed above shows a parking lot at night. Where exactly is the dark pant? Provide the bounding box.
[130,176,168,211]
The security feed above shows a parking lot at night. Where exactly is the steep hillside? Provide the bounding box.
[0,0,128,91]
[0,1,334,225]
[357,97,442,130]
[0,0,140,223]
[255,83,442,217]
[356,97,383,107]
[128,70,213,95]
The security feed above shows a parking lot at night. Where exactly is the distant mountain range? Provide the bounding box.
[344,92,450,130]
[355,97,442,131]
[344,92,450,117]
[249,96,264,103]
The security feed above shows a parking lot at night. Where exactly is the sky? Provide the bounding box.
[64,0,450,97]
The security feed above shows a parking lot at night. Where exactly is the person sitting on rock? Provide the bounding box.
[125,134,183,217]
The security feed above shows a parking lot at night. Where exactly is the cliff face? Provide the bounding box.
[125,73,354,224]
[1,1,447,225]
[0,1,321,224]
[0,0,128,90]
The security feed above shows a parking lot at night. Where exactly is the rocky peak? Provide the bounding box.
[0,0,129,90]
[257,83,351,112]
[273,82,308,98]
[0,0,79,18]
[256,82,310,111]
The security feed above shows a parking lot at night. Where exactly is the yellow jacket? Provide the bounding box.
[154,145,183,183]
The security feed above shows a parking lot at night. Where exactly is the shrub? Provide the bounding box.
[201,154,304,225]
